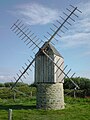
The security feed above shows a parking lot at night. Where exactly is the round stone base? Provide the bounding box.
[36,83,64,110]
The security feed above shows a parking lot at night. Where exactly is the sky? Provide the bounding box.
[0,0,90,84]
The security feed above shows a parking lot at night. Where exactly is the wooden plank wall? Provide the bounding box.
[35,51,64,83]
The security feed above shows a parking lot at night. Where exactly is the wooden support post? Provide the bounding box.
[13,91,16,101]
[8,109,12,120]
[31,91,32,97]
[74,87,76,98]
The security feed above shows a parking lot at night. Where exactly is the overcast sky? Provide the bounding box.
[0,0,90,84]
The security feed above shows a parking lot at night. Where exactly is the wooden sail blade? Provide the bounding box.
[11,57,36,89]
[42,50,79,88]
[42,6,79,49]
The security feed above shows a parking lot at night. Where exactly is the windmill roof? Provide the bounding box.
[41,42,63,58]
[48,43,63,58]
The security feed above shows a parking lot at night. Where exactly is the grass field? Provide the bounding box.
[0,97,90,120]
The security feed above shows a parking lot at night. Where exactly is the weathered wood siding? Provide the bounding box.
[35,50,64,83]
[35,50,54,83]
[54,55,64,83]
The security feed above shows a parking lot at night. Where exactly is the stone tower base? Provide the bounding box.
[36,83,64,110]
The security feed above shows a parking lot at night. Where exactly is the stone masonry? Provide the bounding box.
[36,83,64,110]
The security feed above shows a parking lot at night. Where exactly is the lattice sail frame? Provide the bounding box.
[10,5,82,89]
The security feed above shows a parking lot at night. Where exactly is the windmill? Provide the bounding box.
[10,5,82,110]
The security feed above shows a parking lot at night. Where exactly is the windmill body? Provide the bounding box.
[35,42,64,83]
[35,42,64,109]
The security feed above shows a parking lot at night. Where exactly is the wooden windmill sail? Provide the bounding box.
[10,5,82,109]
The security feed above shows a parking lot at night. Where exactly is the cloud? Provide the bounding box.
[83,51,90,56]
[61,32,90,48]
[58,1,90,49]
[0,75,13,83]
[77,70,90,79]
[14,3,60,25]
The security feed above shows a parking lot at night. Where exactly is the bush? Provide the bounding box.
[0,83,4,87]
[0,84,36,99]
[64,89,90,98]
[64,77,90,90]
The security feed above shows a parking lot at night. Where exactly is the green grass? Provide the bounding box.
[0,97,90,120]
